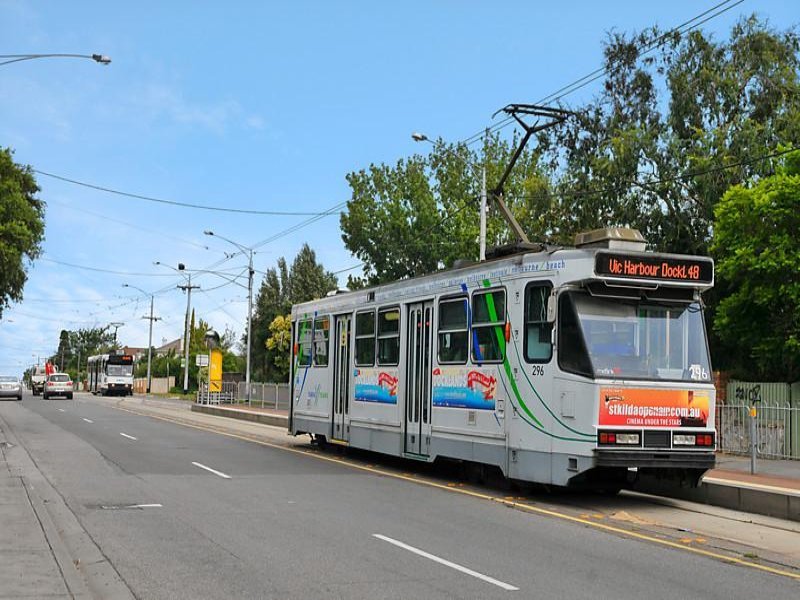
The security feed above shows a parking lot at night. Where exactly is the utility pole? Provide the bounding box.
[245,248,254,405]
[203,230,255,405]
[178,271,200,395]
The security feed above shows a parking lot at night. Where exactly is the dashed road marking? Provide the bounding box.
[82,418,93,423]
[191,461,231,479]
[373,534,518,591]
[120,432,137,441]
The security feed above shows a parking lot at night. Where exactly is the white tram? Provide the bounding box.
[290,228,716,489]
[87,353,134,396]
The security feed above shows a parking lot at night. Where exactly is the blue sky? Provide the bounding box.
[0,0,796,375]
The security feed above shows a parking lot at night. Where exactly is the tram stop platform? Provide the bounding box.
[190,400,800,522]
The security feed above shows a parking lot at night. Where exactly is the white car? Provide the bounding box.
[43,373,73,400]
[0,376,22,401]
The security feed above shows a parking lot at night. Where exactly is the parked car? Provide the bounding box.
[0,376,22,401]
[43,373,73,400]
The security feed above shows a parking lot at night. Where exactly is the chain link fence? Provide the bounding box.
[716,381,800,460]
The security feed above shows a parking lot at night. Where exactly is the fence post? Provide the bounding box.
[750,405,758,474]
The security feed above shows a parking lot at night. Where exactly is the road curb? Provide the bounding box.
[191,403,288,428]
[633,475,800,522]
[0,411,136,599]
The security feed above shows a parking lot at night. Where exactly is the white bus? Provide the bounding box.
[289,227,716,491]
[87,353,134,396]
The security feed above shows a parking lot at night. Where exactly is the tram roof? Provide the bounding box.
[292,243,714,318]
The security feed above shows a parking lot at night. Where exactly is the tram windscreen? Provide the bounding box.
[561,293,711,382]
[107,364,133,377]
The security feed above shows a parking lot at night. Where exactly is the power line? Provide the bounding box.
[33,169,337,216]
[458,0,743,148]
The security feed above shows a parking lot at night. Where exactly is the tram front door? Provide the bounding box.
[404,301,433,456]
[332,315,351,443]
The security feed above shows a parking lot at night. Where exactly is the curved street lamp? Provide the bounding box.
[122,283,161,394]
[412,131,489,261]
[154,261,197,395]
[204,230,255,405]
[0,53,111,68]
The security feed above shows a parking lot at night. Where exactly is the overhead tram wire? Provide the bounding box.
[33,169,334,216]
[457,0,743,148]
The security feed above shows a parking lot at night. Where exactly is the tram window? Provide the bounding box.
[471,289,506,363]
[524,283,553,362]
[438,298,468,364]
[297,319,313,367]
[377,308,400,365]
[557,294,593,377]
[313,316,330,367]
[355,310,376,366]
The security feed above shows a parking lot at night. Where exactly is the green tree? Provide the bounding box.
[265,314,291,382]
[249,244,337,382]
[711,151,800,381]
[540,16,800,255]
[341,132,553,285]
[0,148,46,319]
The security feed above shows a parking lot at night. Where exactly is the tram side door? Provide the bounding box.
[404,301,433,456]
[332,315,352,442]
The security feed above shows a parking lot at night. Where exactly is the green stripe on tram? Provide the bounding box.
[482,282,544,429]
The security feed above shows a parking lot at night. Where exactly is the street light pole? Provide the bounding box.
[123,283,161,394]
[154,261,199,395]
[0,53,111,67]
[412,131,488,262]
[204,230,255,405]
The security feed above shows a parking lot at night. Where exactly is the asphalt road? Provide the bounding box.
[2,392,798,599]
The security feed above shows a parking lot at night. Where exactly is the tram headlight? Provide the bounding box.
[615,433,640,445]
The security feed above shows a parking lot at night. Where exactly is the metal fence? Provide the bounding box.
[716,380,800,460]
[196,381,237,405]
[234,382,290,410]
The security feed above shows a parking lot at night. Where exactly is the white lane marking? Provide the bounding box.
[82,418,93,423]
[132,503,162,508]
[373,534,518,591]
[119,433,138,441]
[57,408,65,412]
[191,461,231,479]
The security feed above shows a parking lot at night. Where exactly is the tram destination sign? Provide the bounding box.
[595,251,713,284]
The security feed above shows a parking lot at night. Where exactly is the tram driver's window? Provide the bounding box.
[377,308,400,365]
[524,283,553,362]
[471,289,506,363]
[438,298,468,364]
[355,310,376,366]
[557,294,593,377]
[313,316,330,367]
[297,319,312,367]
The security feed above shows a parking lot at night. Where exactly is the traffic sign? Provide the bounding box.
[196,354,209,367]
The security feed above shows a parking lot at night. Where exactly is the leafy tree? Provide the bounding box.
[711,151,800,381]
[248,258,290,382]
[249,244,337,382]
[341,132,553,285]
[540,16,800,255]
[0,148,46,319]
[265,314,292,382]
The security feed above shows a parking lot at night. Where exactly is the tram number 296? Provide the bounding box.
[530,365,545,377]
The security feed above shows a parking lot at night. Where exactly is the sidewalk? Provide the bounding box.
[0,423,73,598]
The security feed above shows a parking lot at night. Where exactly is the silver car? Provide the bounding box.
[0,375,22,400]
[43,373,73,400]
